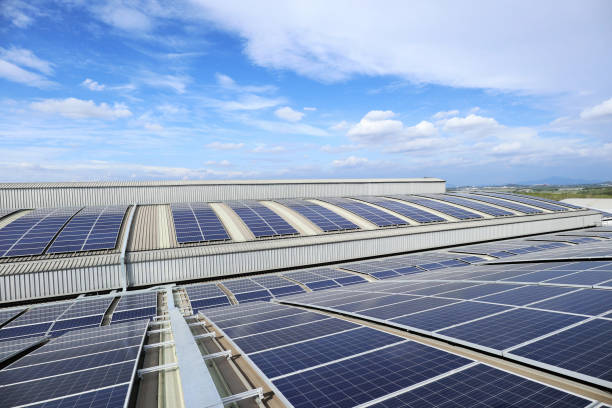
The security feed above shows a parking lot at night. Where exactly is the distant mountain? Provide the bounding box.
[514,176,605,186]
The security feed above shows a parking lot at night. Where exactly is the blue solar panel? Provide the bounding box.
[226,200,298,238]
[371,364,593,408]
[359,297,459,320]
[352,196,444,223]
[421,194,514,216]
[391,195,484,220]
[49,315,103,332]
[439,283,521,299]
[0,336,46,363]
[450,192,544,214]
[217,309,307,329]
[529,289,612,316]
[544,270,612,286]
[335,275,367,285]
[234,290,273,303]
[47,205,128,254]
[438,309,586,351]
[234,318,358,353]
[0,207,81,257]
[391,301,510,332]
[269,285,304,296]
[191,297,231,310]
[509,319,612,387]
[0,308,25,326]
[25,383,130,408]
[111,307,157,323]
[318,197,409,227]
[276,199,359,232]
[477,285,576,306]
[339,294,418,312]
[249,327,402,379]
[475,192,569,212]
[273,341,471,408]
[305,280,339,290]
[170,202,230,243]
[224,312,328,338]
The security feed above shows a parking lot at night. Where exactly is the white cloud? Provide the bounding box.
[144,123,163,131]
[0,0,37,28]
[207,94,284,111]
[140,72,190,93]
[81,78,106,91]
[320,144,362,153]
[330,120,350,131]
[215,73,276,93]
[442,114,499,133]
[190,2,612,95]
[0,59,55,88]
[580,97,612,120]
[253,144,286,153]
[303,107,316,111]
[332,156,369,167]
[347,110,436,143]
[205,159,231,166]
[0,47,53,75]
[205,142,244,150]
[432,110,459,120]
[94,4,152,32]
[30,98,132,120]
[274,106,304,122]
[385,137,445,153]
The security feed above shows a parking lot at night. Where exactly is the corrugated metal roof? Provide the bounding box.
[0,253,120,276]
[0,178,445,189]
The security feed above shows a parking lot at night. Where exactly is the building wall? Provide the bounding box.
[0,179,445,208]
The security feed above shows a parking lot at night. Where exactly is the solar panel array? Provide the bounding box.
[503,192,583,209]
[170,202,230,244]
[48,297,114,336]
[487,239,612,262]
[0,207,81,257]
[216,275,306,304]
[282,267,367,290]
[0,302,71,341]
[226,200,298,238]
[420,194,514,216]
[450,192,544,214]
[184,283,231,311]
[0,320,147,407]
[280,257,612,390]
[111,292,158,324]
[317,197,409,227]
[340,251,483,280]
[0,308,25,326]
[390,195,484,220]
[450,238,569,258]
[351,195,444,223]
[0,336,47,364]
[474,192,570,212]
[275,199,359,232]
[47,205,128,253]
[201,302,594,408]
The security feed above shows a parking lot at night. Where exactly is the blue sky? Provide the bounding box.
[1,1,611,185]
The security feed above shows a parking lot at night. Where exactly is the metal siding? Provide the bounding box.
[0,180,445,208]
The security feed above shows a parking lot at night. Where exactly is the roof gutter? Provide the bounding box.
[120,203,137,291]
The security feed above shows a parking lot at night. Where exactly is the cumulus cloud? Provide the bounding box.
[81,78,105,91]
[432,110,459,120]
[30,98,132,120]
[442,114,499,133]
[332,156,369,167]
[205,142,245,150]
[347,110,436,144]
[580,97,612,120]
[189,2,612,95]
[274,106,304,122]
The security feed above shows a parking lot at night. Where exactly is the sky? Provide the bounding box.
[1,1,611,186]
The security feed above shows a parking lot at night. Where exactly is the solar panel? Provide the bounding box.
[422,194,514,216]
[111,292,158,323]
[46,205,128,253]
[508,319,612,388]
[438,308,586,352]
[224,312,329,338]
[529,289,612,316]
[450,192,544,214]
[272,341,471,408]
[351,196,445,223]
[0,207,81,257]
[477,285,577,306]
[249,327,403,379]
[359,297,460,320]
[0,303,72,340]
[390,195,484,220]
[0,308,25,326]
[226,200,298,238]
[24,383,130,408]
[217,309,308,329]
[503,192,583,209]
[0,321,146,407]
[0,336,47,363]
[185,283,226,300]
[474,192,569,212]
[276,199,359,232]
[370,363,593,408]
[391,301,511,332]
[317,197,409,226]
[170,202,230,244]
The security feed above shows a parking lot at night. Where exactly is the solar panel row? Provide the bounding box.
[450,192,544,214]
[226,200,298,238]
[276,199,359,232]
[352,196,444,223]
[317,197,409,227]
[474,192,569,212]
[170,202,230,244]
[423,193,514,216]
[391,195,484,220]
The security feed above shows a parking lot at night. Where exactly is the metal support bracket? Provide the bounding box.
[137,362,178,378]
[193,332,216,340]
[188,321,205,327]
[202,350,232,361]
[221,388,264,405]
[147,328,171,335]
